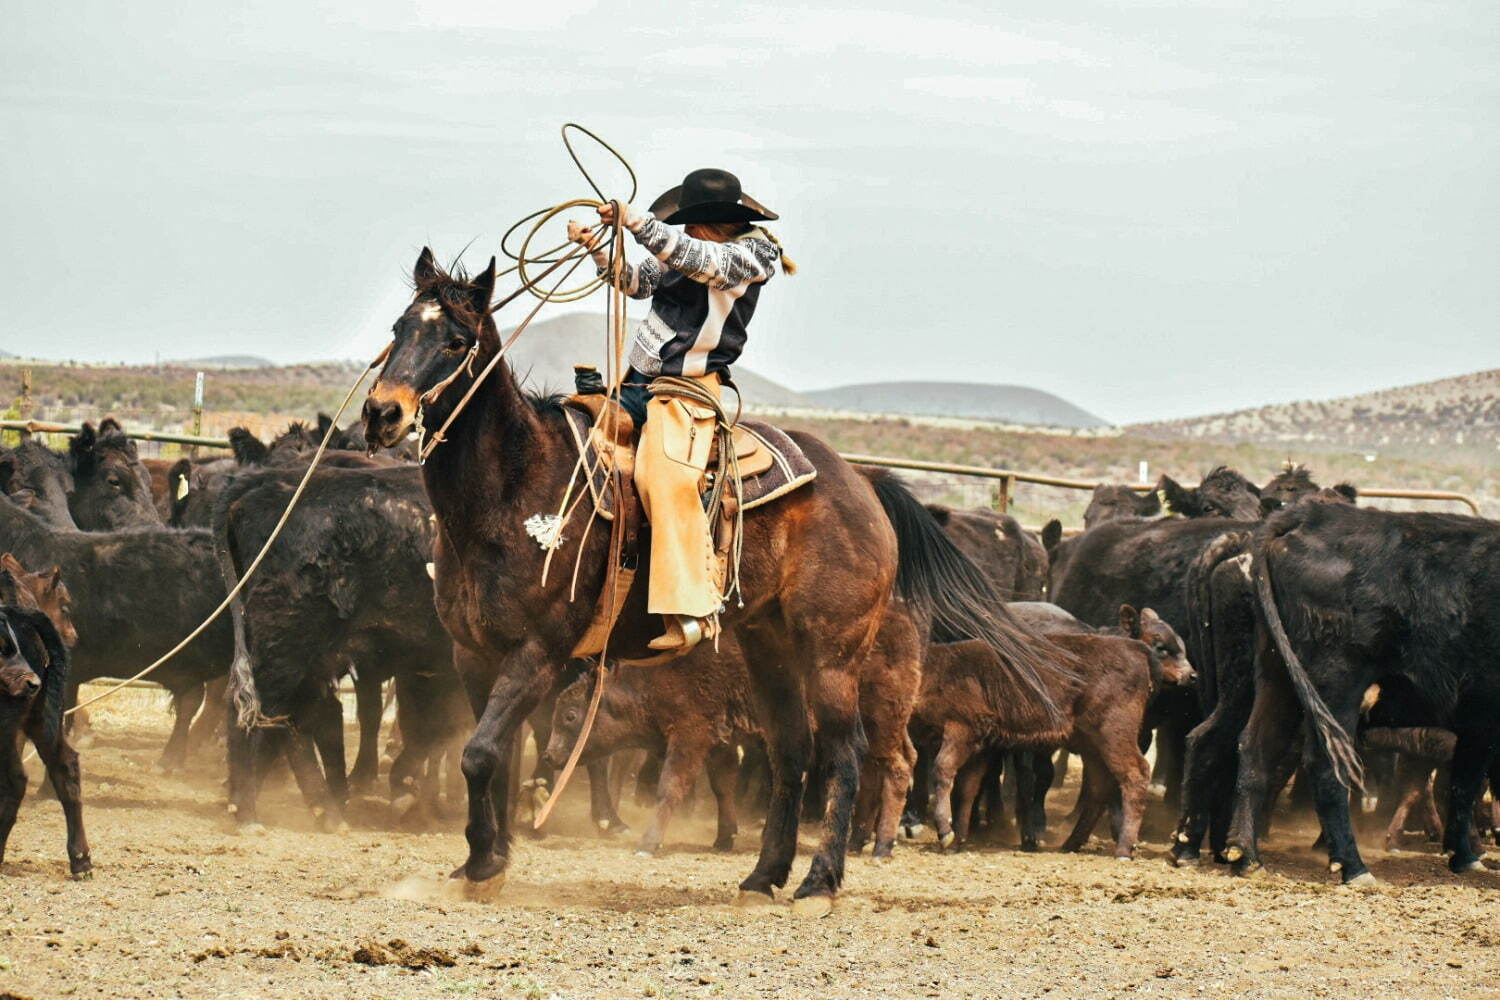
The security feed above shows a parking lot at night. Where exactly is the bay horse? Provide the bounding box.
[362,249,1060,910]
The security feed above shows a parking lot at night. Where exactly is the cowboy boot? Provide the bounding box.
[647,614,706,653]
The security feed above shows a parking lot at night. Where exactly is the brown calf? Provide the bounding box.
[919,607,1192,858]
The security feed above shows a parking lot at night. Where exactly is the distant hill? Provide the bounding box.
[176,355,276,369]
[0,349,15,360]
[804,381,1108,429]
[1130,368,1500,455]
[503,312,815,408]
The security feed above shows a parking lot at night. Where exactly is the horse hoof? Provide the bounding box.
[938,831,956,850]
[1345,871,1379,887]
[1456,860,1488,874]
[713,839,735,853]
[791,894,834,919]
[70,867,94,881]
[902,823,925,840]
[1223,845,1244,863]
[445,868,507,902]
[733,889,776,908]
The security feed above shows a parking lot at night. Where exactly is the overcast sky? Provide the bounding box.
[3,1,1495,424]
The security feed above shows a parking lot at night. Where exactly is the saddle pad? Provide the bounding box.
[562,405,817,520]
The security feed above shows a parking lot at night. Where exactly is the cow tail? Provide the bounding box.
[865,469,1071,727]
[1185,531,1249,710]
[1250,546,1364,791]
[211,476,267,730]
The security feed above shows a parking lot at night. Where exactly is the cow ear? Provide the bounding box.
[1156,475,1197,517]
[46,565,63,590]
[228,427,269,467]
[1040,519,1062,553]
[414,246,439,285]
[99,416,124,435]
[69,423,98,475]
[1119,604,1140,638]
[1333,483,1358,503]
[468,256,496,314]
[924,503,952,526]
[0,451,14,492]
[1137,490,1162,517]
[0,552,21,574]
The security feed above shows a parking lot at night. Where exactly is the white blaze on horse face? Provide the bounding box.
[417,301,443,323]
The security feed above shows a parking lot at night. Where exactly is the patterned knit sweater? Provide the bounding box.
[593,216,780,379]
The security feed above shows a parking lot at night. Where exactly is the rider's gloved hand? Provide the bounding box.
[596,201,647,233]
[566,219,603,249]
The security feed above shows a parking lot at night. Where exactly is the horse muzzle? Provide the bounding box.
[362,386,420,449]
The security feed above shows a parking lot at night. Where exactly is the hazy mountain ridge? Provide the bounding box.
[1130,369,1500,454]
[804,381,1107,429]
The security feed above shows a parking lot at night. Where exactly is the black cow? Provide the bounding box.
[1157,467,1263,521]
[1084,485,1162,530]
[215,463,463,831]
[0,436,76,529]
[0,606,90,878]
[1225,501,1500,884]
[0,486,231,770]
[68,419,162,530]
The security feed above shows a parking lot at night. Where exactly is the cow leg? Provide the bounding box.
[901,726,938,838]
[872,730,918,859]
[283,726,338,823]
[851,757,881,855]
[226,722,283,831]
[706,743,740,851]
[1060,755,1109,852]
[349,671,384,793]
[736,633,810,902]
[24,721,92,878]
[187,675,229,752]
[160,683,205,774]
[931,724,979,850]
[951,752,988,847]
[588,758,628,836]
[1225,638,1300,876]
[1173,686,1251,867]
[1298,683,1372,883]
[792,658,867,905]
[1097,729,1151,860]
[638,736,710,855]
[1015,749,1053,852]
[1384,773,1427,850]
[0,735,26,869]
[307,691,350,827]
[1443,723,1497,873]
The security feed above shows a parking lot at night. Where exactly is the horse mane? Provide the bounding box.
[411,259,488,333]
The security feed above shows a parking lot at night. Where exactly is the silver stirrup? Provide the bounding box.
[678,616,704,650]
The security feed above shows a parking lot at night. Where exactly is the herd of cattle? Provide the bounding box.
[1,416,1496,895]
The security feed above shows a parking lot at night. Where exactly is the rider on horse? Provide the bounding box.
[568,168,795,654]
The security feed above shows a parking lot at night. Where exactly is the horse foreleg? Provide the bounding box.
[456,657,556,887]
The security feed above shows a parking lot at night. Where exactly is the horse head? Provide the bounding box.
[364,247,497,450]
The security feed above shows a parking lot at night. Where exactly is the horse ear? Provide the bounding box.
[1119,604,1141,639]
[414,247,439,285]
[469,256,496,314]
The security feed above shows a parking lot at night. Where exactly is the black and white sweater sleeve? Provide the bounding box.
[631,217,777,289]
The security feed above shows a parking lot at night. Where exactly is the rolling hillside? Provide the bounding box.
[805,381,1107,429]
[1130,368,1500,457]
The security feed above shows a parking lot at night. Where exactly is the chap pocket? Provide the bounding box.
[654,398,716,469]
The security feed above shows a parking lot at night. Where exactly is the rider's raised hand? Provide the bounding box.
[566,219,601,249]
[596,202,643,232]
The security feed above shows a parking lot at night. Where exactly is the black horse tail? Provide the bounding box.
[1250,538,1363,791]
[1185,530,1251,711]
[865,469,1070,725]
[210,471,270,730]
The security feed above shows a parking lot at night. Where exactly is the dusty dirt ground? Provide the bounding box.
[3,687,1497,1000]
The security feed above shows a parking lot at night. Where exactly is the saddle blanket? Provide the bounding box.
[562,404,817,521]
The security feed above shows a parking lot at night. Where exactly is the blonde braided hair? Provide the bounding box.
[758,228,798,276]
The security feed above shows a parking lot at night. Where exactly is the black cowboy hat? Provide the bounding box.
[648,168,778,226]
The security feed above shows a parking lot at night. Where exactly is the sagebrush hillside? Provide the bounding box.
[1131,368,1500,461]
